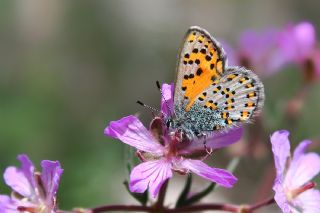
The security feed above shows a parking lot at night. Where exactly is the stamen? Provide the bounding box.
[288,182,316,200]
[35,172,47,198]
[17,206,36,213]
[136,150,147,162]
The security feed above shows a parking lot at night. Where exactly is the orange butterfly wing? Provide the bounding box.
[174,26,226,111]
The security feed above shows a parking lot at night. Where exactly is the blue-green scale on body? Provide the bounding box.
[169,103,225,139]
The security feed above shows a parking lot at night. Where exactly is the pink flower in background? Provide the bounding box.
[104,83,242,198]
[0,154,63,213]
[224,22,320,80]
[278,22,316,64]
[270,130,320,213]
[223,30,285,77]
[278,21,320,81]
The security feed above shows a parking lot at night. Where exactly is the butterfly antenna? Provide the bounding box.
[156,81,173,117]
[136,100,161,114]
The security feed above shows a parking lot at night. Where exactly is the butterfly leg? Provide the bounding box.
[201,133,213,155]
[198,133,213,161]
[136,150,147,162]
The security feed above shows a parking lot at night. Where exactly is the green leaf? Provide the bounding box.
[175,174,192,207]
[126,163,132,174]
[183,182,216,206]
[227,157,240,173]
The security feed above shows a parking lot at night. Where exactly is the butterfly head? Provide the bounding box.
[165,118,174,129]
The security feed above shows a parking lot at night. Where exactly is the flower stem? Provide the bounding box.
[246,197,275,212]
[88,202,238,213]
[83,196,275,213]
[166,203,238,212]
[91,205,153,212]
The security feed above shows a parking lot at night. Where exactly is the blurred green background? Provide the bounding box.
[0,0,319,212]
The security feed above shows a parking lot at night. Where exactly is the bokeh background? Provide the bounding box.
[0,0,319,212]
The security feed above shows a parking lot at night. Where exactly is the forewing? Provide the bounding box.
[174,26,227,112]
[194,67,265,130]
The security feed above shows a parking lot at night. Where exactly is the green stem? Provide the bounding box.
[155,179,169,209]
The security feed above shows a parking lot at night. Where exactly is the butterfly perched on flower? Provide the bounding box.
[165,26,265,140]
[105,27,252,197]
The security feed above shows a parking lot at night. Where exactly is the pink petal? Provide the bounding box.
[239,29,282,74]
[272,182,291,213]
[0,195,20,213]
[219,40,238,66]
[181,128,243,154]
[4,155,36,198]
[293,140,312,160]
[240,30,277,61]
[284,152,320,189]
[0,195,11,203]
[161,83,174,116]
[17,155,36,189]
[3,167,32,198]
[205,127,243,149]
[278,22,316,62]
[180,159,237,188]
[292,22,316,60]
[270,130,291,179]
[41,160,63,202]
[129,159,172,198]
[294,189,320,213]
[104,115,164,154]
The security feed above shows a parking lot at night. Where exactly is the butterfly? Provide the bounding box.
[165,26,265,141]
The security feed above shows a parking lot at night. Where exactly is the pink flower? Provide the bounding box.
[278,22,316,64]
[0,154,63,213]
[223,29,285,77]
[278,22,320,81]
[104,83,242,198]
[224,22,320,80]
[271,130,320,213]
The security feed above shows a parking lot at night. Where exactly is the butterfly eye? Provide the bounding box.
[193,130,200,137]
[166,119,173,128]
